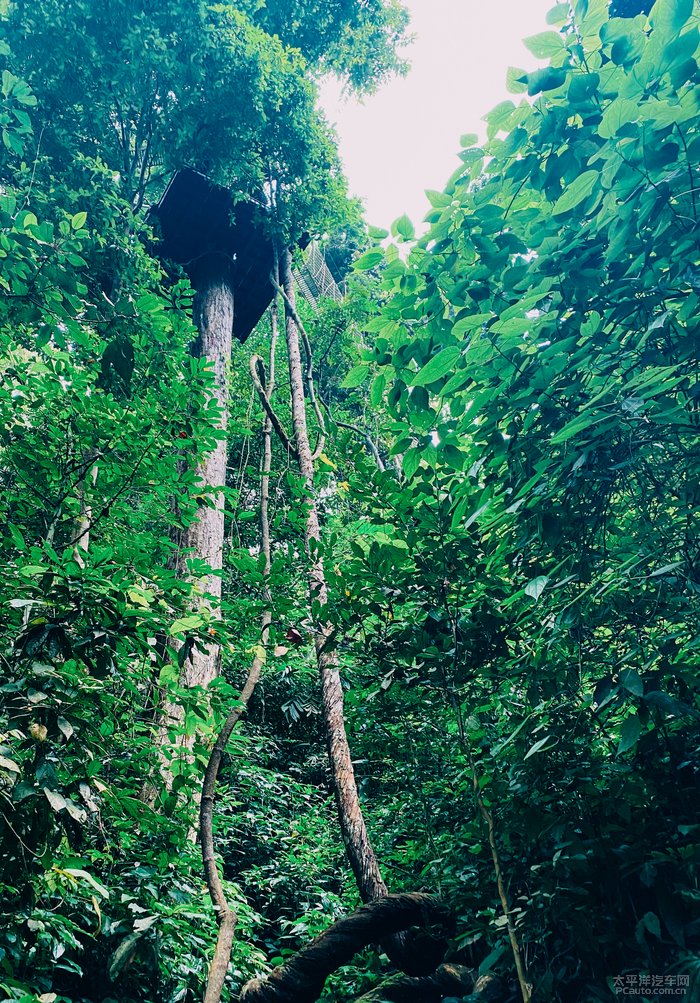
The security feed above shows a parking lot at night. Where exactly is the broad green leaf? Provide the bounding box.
[412,347,462,386]
[8,523,26,550]
[525,576,548,600]
[71,211,87,230]
[43,788,68,812]
[354,249,384,271]
[425,189,452,208]
[619,668,643,697]
[636,911,662,941]
[644,691,693,718]
[526,67,567,95]
[170,614,205,636]
[341,364,370,389]
[369,372,386,406]
[546,2,570,24]
[552,170,600,214]
[392,214,415,240]
[57,716,74,740]
[598,98,639,139]
[524,31,566,59]
[617,714,641,755]
[506,67,528,94]
[649,0,693,38]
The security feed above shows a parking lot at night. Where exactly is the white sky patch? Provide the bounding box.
[320,0,554,231]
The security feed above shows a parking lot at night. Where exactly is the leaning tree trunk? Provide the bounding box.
[279,246,389,904]
[260,248,448,976]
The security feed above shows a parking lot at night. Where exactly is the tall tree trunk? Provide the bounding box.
[145,261,234,800]
[180,266,234,689]
[279,246,388,903]
[200,265,279,1003]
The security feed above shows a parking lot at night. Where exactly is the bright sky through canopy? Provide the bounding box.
[320,0,554,231]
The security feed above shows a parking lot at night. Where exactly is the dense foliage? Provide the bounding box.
[1,0,700,1001]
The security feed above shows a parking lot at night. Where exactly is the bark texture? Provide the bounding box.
[182,269,234,689]
[199,267,278,1003]
[352,964,503,1002]
[146,264,234,799]
[239,893,454,1003]
[279,247,388,904]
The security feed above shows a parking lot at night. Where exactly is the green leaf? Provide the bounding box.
[644,691,693,718]
[354,249,384,271]
[369,372,386,406]
[8,523,26,550]
[636,911,662,941]
[402,449,421,479]
[170,614,205,636]
[619,668,643,697]
[57,716,74,740]
[392,214,415,240]
[524,735,557,759]
[546,2,570,25]
[649,0,693,38]
[485,101,516,136]
[552,170,600,214]
[524,31,566,59]
[506,67,528,94]
[598,98,639,139]
[526,67,567,95]
[1,69,14,98]
[525,575,548,600]
[411,347,462,387]
[43,788,68,812]
[71,211,87,230]
[617,714,641,755]
[341,364,370,389]
[649,561,683,577]
[425,189,452,208]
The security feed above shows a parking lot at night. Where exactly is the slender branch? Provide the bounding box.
[459,717,531,1003]
[269,271,326,459]
[249,354,298,460]
[335,417,386,472]
[440,588,530,1003]
[69,436,155,550]
[675,123,697,222]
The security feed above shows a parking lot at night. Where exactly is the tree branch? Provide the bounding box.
[249,354,298,461]
[240,893,454,1003]
[352,963,507,1002]
[270,271,326,459]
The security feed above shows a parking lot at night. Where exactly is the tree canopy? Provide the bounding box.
[1,0,700,1001]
